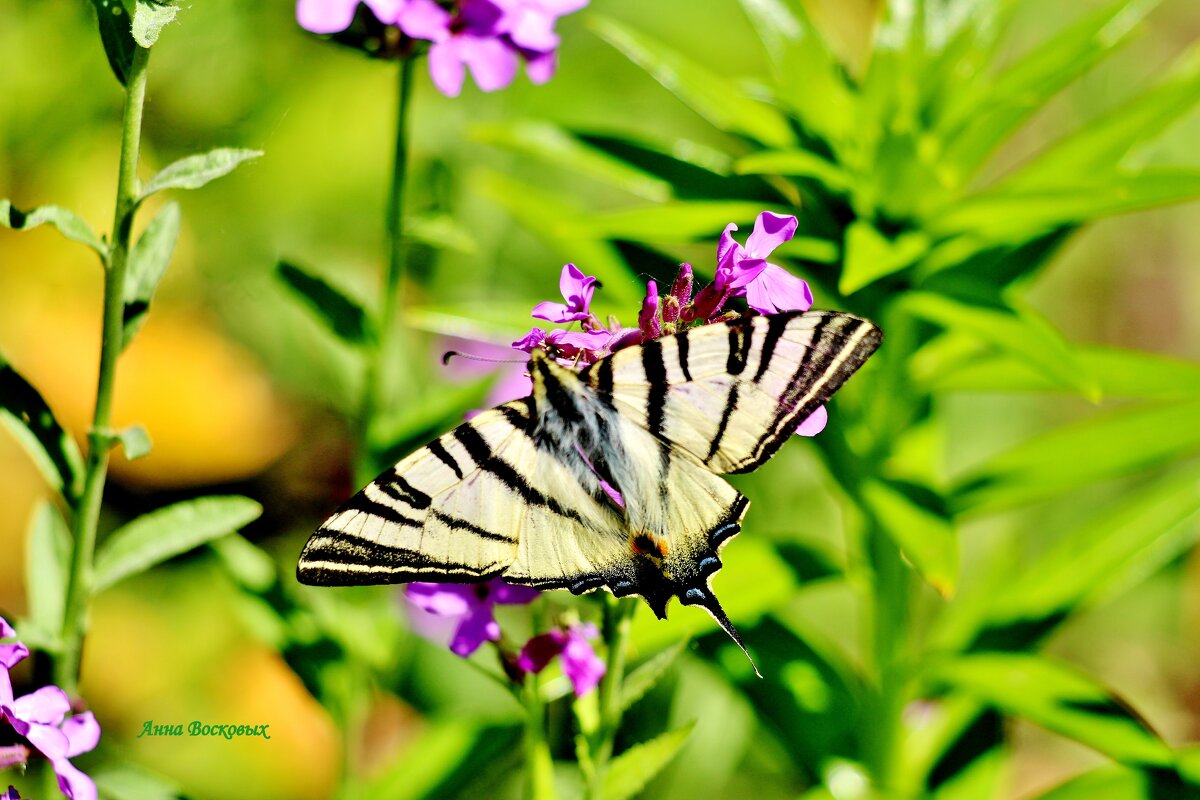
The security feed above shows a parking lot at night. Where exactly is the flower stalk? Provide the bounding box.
[358,55,416,484]
[57,44,152,693]
[585,596,637,800]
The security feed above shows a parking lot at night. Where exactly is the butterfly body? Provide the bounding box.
[298,310,881,652]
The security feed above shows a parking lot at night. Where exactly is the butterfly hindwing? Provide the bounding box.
[583,310,881,474]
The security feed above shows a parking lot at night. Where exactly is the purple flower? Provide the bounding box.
[714,212,813,315]
[492,0,588,83]
[531,263,598,325]
[638,280,662,339]
[405,579,540,656]
[2,786,20,800]
[0,618,100,800]
[402,0,523,97]
[296,0,405,33]
[544,328,614,364]
[517,623,605,696]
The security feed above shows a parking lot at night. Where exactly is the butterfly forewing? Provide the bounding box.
[584,311,881,474]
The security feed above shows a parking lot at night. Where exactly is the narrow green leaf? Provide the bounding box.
[472,121,672,202]
[277,261,375,347]
[919,341,1200,399]
[734,149,851,191]
[24,501,72,650]
[140,148,263,201]
[929,653,1174,768]
[927,170,1200,241]
[116,425,152,460]
[0,357,84,504]
[589,15,795,147]
[601,723,695,800]
[840,221,930,295]
[952,400,1200,515]
[1,199,106,257]
[476,169,638,307]
[900,293,1099,401]
[209,534,277,593]
[123,200,180,349]
[94,496,263,591]
[1030,765,1154,800]
[736,0,804,74]
[129,0,178,48]
[863,480,958,597]
[406,213,478,254]
[934,0,1159,183]
[90,0,137,86]
[581,201,789,242]
[957,466,1200,652]
[93,762,184,800]
[620,641,687,712]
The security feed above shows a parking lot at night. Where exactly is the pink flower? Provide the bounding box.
[405,580,540,656]
[517,623,605,696]
[0,618,100,800]
[531,263,598,325]
[638,280,662,339]
[296,0,405,33]
[714,212,813,315]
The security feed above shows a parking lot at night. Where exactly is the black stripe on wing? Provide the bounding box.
[297,529,504,585]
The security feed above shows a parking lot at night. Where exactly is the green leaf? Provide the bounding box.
[1030,765,1156,800]
[952,400,1200,515]
[1007,42,1200,189]
[93,496,262,591]
[209,534,277,593]
[0,357,84,504]
[406,213,478,255]
[472,121,672,202]
[840,221,930,295]
[1,199,106,257]
[602,723,695,800]
[581,201,789,241]
[123,201,180,349]
[94,762,184,800]
[24,501,72,650]
[369,376,496,458]
[116,425,152,460]
[129,0,178,48]
[945,466,1200,652]
[929,653,1174,768]
[589,15,795,147]
[139,148,263,201]
[899,293,1099,401]
[90,0,137,86]
[277,261,375,347]
[918,341,1200,399]
[934,0,1158,184]
[863,480,958,597]
[734,149,852,191]
[620,641,687,713]
[926,170,1200,241]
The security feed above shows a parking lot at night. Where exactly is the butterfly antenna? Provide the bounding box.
[690,589,761,679]
[442,350,526,366]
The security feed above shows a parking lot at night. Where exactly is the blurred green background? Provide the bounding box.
[2,1,1199,798]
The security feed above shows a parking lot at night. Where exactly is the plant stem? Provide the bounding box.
[586,596,637,800]
[863,515,909,791]
[56,45,151,693]
[524,672,557,800]
[357,56,416,485]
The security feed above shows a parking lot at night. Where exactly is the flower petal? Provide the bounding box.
[561,625,605,696]
[516,630,566,674]
[460,0,506,33]
[295,0,359,33]
[0,641,28,671]
[405,583,477,617]
[11,686,69,726]
[428,39,467,97]
[533,0,589,14]
[715,223,742,281]
[795,405,828,437]
[398,0,452,40]
[449,601,500,657]
[558,264,596,312]
[744,211,797,259]
[490,580,540,605]
[21,720,70,761]
[61,713,100,758]
[460,35,520,92]
[506,7,560,51]
[53,756,97,800]
[512,327,548,352]
[524,50,557,84]
[363,0,406,24]
[743,264,812,314]
[638,280,661,339]
[530,301,577,324]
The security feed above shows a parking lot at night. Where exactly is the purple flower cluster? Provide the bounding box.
[297,0,587,96]
[0,618,99,800]
[404,580,605,696]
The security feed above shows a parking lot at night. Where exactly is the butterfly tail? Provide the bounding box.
[682,587,761,678]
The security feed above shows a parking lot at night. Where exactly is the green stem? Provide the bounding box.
[864,515,909,791]
[356,56,416,485]
[587,596,637,800]
[524,672,556,800]
[57,45,151,693]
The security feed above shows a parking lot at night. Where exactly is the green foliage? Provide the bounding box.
[0,198,106,258]
[23,502,72,651]
[0,356,85,504]
[123,201,180,349]
[139,148,263,202]
[601,723,695,800]
[277,260,376,347]
[93,496,263,591]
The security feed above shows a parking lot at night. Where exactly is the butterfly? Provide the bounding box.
[297,310,881,661]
